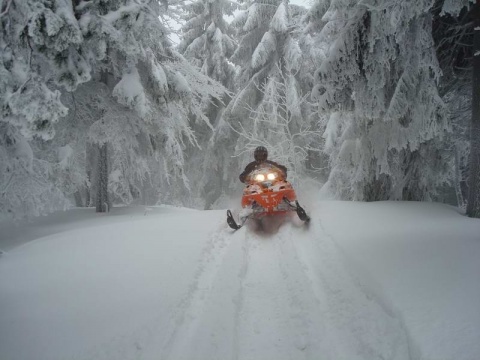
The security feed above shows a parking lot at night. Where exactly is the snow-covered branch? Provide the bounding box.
[0,0,12,18]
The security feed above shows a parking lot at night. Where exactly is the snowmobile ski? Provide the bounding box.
[227,210,242,230]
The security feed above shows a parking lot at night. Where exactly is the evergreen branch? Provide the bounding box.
[357,0,397,12]
[70,92,77,122]
[0,0,12,18]
[1,172,14,196]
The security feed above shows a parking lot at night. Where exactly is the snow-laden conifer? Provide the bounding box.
[308,0,452,201]
[178,0,237,89]
[252,32,276,69]
[0,0,92,218]
[70,0,226,210]
[438,0,480,217]
[176,0,239,208]
[0,0,226,218]
[224,0,317,188]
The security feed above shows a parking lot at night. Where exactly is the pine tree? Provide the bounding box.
[224,0,316,189]
[176,0,238,208]
[435,0,480,216]
[68,0,226,211]
[433,1,475,208]
[0,0,92,218]
[178,0,237,88]
[307,0,452,201]
[0,0,226,218]
[467,4,480,217]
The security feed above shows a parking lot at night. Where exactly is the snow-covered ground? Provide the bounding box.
[0,201,479,360]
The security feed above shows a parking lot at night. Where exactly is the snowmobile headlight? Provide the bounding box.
[267,173,276,180]
[255,174,265,182]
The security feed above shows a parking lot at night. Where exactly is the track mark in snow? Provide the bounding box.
[293,217,414,360]
[234,225,327,360]
[232,226,252,360]
[148,215,414,360]
[274,225,339,359]
[158,223,236,360]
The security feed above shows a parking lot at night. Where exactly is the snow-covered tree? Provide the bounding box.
[223,0,316,188]
[0,0,226,218]
[0,123,69,220]
[434,0,480,216]
[176,0,239,208]
[0,0,87,139]
[433,1,475,208]
[232,69,321,185]
[0,0,93,218]
[463,0,480,218]
[308,0,452,201]
[68,0,226,211]
[178,0,237,88]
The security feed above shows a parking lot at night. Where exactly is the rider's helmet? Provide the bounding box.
[254,146,268,162]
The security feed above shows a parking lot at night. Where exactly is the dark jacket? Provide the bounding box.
[239,160,287,183]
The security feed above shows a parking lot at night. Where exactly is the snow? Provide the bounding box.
[251,32,276,69]
[271,3,288,33]
[112,67,148,116]
[316,201,480,360]
[172,72,191,94]
[440,0,474,17]
[150,60,168,95]
[11,132,34,171]
[57,144,73,169]
[0,201,479,360]
[102,4,140,25]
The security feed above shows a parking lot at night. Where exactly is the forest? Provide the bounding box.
[1,0,479,219]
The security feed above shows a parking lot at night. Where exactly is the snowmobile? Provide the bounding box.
[226,164,310,230]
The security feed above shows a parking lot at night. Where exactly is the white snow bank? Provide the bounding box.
[0,207,216,360]
[314,201,480,360]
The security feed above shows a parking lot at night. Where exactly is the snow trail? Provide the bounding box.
[2,204,478,360]
[232,224,252,360]
[235,226,314,360]
[291,217,414,359]
[157,224,248,360]
[147,224,233,360]
[274,224,338,359]
[152,214,415,360]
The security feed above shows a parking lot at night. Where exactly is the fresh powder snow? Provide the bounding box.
[1,201,479,360]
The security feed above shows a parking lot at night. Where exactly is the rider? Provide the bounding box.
[239,146,287,183]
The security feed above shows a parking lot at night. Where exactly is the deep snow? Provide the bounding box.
[0,201,479,360]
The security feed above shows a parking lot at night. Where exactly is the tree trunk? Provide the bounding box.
[73,191,83,207]
[85,176,91,207]
[467,0,480,217]
[92,66,114,213]
[95,143,110,213]
[454,145,465,208]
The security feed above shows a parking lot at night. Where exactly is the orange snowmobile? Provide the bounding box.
[226,164,310,230]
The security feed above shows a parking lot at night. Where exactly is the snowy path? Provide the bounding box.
[2,203,479,360]
[151,215,413,360]
[292,219,413,360]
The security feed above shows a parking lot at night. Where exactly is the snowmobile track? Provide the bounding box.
[156,216,416,360]
[274,225,335,359]
[292,217,415,360]
[159,224,235,360]
[233,225,328,360]
[232,227,252,360]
